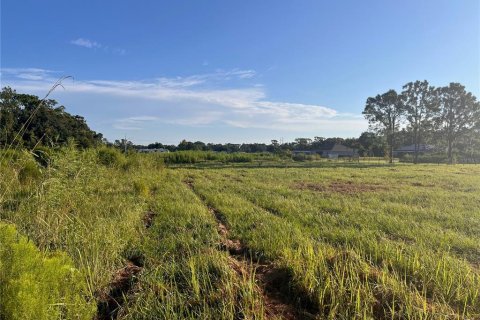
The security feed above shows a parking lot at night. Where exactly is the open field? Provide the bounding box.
[1,149,480,319]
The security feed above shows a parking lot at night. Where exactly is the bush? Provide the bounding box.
[97,148,125,167]
[32,146,52,167]
[292,153,306,161]
[0,223,95,319]
[292,153,320,161]
[399,153,413,163]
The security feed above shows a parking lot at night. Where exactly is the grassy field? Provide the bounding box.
[1,148,479,319]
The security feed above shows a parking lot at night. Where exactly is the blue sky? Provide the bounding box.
[1,0,479,144]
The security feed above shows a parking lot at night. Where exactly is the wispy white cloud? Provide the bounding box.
[1,68,59,81]
[1,67,367,135]
[70,38,101,49]
[69,38,126,55]
[227,69,256,79]
[113,116,159,130]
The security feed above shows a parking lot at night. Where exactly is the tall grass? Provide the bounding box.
[182,164,480,318]
[159,150,280,165]
[1,148,479,319]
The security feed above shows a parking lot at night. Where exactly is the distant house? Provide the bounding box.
[137,148,170,153]
[319,143,357,158]
[293,143,357,158]
[393,144,434,156]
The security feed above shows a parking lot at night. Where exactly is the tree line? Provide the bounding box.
[2,82,479,164]
[363,81,480,163]
[0,87,103,149]
[131,135,386,157]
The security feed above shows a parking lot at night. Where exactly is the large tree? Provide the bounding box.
[358,131,386,157]
[434,83,480,163]
[363,89,404,163]
[0,87,102,149]
[0,87,19,147]
[401,80,436,163]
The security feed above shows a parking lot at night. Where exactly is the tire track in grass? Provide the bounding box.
[96,209,155,319]
[96,259,143,320]
[184,177,310,320]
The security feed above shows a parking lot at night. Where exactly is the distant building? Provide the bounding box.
[137,148,170,153]
[393,144,434,156]
[319,143,357,158]
[293,143,357,158]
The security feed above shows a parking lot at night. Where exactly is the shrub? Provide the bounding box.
[0,223,95,319]
[292,153,306,161]
[32,146,52,167]
[97,148,125,167]
[399,153,413,163]
[292,153,321,162]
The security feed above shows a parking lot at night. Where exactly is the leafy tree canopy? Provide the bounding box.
[0,87,102,149]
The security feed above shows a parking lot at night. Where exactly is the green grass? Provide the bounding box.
[1,149,479,319]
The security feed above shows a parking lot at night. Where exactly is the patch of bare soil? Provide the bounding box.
[142,210,157,228]
[256,264,313,320]
[208,207,245,255]
[207,210,305,319]
[295,180,386,194]
[184,176,195,189]
[294,182,327,192]
[96,260,143,320]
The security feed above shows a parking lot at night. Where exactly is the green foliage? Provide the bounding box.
[1,146,149,315]
[2,148,480,319]
[363,89,404,163]
[133,180,149,197]
[364,81,480,164]
[97,147,125,167]
[0,223,95,320]
[292,152,320,161]
[0,150,27,163]
[125,173,263,319]
[184,164,480,318]
[18,161,41,184]
[0,87,102,149]
[159,150,279,165]
[121,153,141,171]
[160,151,213,164]
[32,146,52,167]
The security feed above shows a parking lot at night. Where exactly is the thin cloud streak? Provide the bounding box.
[70,38,101,49]
[1,68,59,81]
[69,38,127,55]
